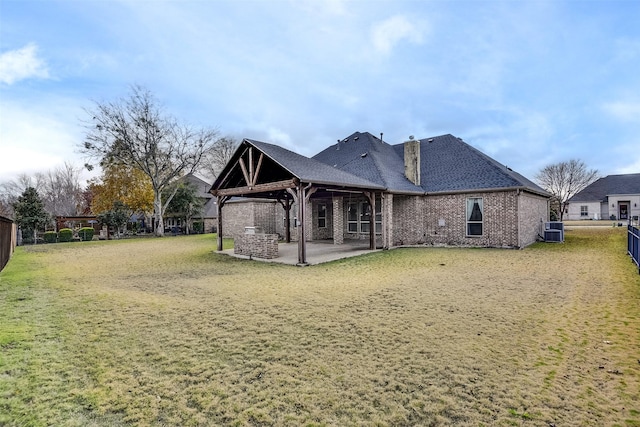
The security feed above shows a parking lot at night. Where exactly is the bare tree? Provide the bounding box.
[0,166,83,219]
[535,159,599,221]
[80,85,218,236]
[199,136,239,180]
[39,162,84,216]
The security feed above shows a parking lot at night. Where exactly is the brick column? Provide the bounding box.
[332,195,344,244]
[304,199,312,242]
[384,193,393,248]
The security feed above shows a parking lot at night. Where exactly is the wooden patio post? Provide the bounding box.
[364,191,375,250]
[297,185,307,265]
[284,199,291,243]
[216,196,224,251]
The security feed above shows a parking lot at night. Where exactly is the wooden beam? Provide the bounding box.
[305,187,318,202]
[249,147,254,185]
[238,157,251,187]
[212,178,298,197]
[276,195,293,243]
[252,153,264,186]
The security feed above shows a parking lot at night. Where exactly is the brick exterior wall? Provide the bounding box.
[222,200,277,238]
[222,190,547,249]
[234,233,279,259]
[393,191,530,248]
[517,192,549,247]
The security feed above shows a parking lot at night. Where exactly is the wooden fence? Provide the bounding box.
[629,224,640,274]
[0,216,17,272]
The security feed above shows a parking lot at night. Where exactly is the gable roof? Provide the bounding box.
[211,138,385,195]
[313,131,548,196]
[569,173,640,202]
[245,139,386,190]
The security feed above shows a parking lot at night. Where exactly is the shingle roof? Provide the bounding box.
[392,134,547,194]
[313,131,547,195]
[213,132,548,197]
[569,173,640,202]
[312,132,424,194]
[245,139,386,190]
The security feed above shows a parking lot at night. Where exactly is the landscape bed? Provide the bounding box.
[1,228,639,426]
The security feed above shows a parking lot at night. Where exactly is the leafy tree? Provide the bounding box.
[81,85,218,237]
[97,201,130,239]
[89,163,154,216]
[535,159,599,221]
[163,181,204,234]
[13,187,50,243]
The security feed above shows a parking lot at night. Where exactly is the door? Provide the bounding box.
[620,203,629,220]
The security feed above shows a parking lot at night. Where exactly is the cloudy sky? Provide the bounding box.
[1,0,639,185]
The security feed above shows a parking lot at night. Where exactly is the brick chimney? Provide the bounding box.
[404,136,420,186]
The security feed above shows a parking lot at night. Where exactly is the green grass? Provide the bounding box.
[1,230,639,426]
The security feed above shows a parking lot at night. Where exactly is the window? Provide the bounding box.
[347,203,358,232]
[580,205,588,217]
[347,199,382,234]
[317,204,327,228]
[360,201,370,233]
[466,197,483,236]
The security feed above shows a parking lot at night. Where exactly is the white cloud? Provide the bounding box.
[602,101,640,123]
[371,15,425,55]
[0,43,50,85]
[0,99,85,183]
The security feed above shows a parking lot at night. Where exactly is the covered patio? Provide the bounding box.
[210,138,387,265]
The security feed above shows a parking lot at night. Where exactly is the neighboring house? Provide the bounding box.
[566,173,640,221]
[164,174,218,233]
[211,131,550,264]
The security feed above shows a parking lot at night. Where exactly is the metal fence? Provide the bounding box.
[629,224,640,274]
[0,216,17,272]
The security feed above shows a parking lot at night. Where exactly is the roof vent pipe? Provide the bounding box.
[404,136,420,186]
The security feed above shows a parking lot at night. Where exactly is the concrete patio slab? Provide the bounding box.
[219,240,380,266]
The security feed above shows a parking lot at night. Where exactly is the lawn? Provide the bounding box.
[1,228,639,426]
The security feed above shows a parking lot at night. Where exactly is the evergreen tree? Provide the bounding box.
[13,187,50,244]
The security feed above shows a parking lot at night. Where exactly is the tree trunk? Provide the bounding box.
[154,192,165,237]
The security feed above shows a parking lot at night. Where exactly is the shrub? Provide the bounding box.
[44,231,57,243]
[58,228,73,243]
[192,221,204,234]
[78,227,94,241]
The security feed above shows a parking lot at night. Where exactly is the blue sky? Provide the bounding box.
[1,0,639,184]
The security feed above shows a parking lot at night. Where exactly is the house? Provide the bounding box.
[566,173,640,221]
[211,131,550,264]
[163,173,218,233]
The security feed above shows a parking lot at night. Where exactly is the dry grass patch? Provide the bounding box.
[1,230,639,426]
